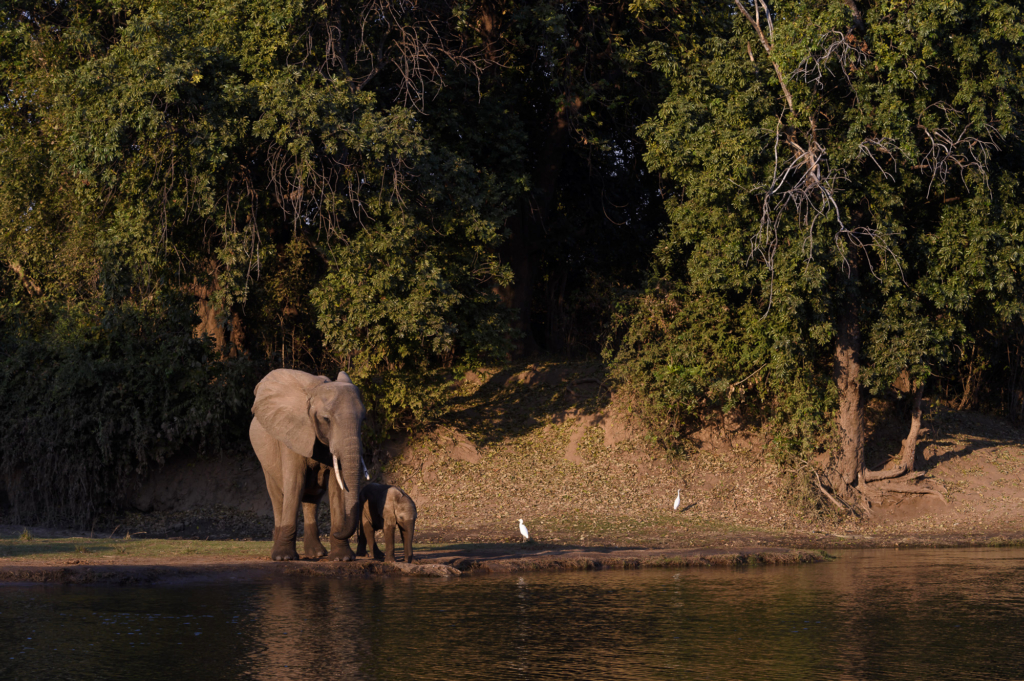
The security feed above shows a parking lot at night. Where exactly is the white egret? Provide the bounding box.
[518,518,530,541]
[673,489,681,511]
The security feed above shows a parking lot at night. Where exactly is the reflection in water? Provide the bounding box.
[1,549,1024,679]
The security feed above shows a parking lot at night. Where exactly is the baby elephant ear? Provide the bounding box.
[252,369,328,458]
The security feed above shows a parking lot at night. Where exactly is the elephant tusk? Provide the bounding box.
[333,455,348,492]
[360,454,370,481]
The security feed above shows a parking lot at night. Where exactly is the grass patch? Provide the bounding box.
[985,536,1024,548]
[0,536,273,563]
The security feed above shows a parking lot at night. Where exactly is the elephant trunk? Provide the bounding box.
[332,455,347,492]
[331,435,363,540]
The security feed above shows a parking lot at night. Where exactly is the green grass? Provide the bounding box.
[0,536,273,562]
[0,535,445,563]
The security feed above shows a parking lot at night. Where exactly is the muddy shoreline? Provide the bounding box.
[3,523,1024,586]
[0,545,834,585]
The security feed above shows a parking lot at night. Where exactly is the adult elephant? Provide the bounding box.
[249,368,366,561]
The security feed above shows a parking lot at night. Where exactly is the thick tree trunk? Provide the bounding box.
[834,265,866,487]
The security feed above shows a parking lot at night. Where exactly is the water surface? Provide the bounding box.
[2,548,1023,679]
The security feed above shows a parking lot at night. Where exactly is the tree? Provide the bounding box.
[1,0,523,436]
[472,0,667,354]
[0,0,529,521]
[628,0,1024,508]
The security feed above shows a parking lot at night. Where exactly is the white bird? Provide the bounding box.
[518,518,530,541]
[673,489,681,511]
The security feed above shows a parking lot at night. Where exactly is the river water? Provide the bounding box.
[2,548,1023,679]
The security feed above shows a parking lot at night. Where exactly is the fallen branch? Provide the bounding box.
[813,470,852,512]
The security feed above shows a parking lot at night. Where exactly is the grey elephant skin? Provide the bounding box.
[356,483,417,563]
[249,368,365,561]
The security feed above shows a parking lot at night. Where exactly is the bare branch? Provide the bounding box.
[917,103,1001,196]
[733,0,793,110]
[793,30,868,92]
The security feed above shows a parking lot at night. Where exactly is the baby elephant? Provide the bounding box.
[355,483,417,563]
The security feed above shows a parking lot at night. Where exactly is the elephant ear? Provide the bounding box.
[252,369,328,458]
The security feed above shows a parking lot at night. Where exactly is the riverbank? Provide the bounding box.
[2,360,1022,582]
[0,532,830,584]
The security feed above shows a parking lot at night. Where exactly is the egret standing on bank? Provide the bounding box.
[518,518,530,541]
[673,489,681,511]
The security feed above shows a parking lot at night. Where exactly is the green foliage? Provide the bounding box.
[0,295,258,526]
[1,0,523,447]
[605,286,837,458]
[608,0,1024,461]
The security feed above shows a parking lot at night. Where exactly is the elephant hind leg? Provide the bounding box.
[383,523,397,563]
[301,498,327,558]
[400,524,414,563]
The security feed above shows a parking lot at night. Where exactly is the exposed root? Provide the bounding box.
[864,481,947,503]
[862,463,910,482]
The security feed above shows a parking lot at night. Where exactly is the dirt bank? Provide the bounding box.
[3,361,1022,581]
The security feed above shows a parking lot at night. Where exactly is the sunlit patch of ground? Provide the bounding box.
[378,362,1024,549]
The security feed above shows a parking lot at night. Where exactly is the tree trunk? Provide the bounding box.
[863,383,925,482]
[834,264,866,487]
[898,384,925,470]
[192,267,246,358]
[499,98,577,355]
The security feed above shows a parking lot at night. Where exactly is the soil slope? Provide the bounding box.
[376,363,1024,550]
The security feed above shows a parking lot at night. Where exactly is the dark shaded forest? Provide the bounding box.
[2,0,1023,524]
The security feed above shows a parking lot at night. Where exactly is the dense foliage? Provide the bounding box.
[2,0,1022,522]
[609,0,1024,495]
[0,296,257,524]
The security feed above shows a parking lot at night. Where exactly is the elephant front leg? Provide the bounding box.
[400,524,414,563]
[271,526,299,561]
[328,531,354,562]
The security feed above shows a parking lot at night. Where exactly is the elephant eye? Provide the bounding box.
[320,415,330,423]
